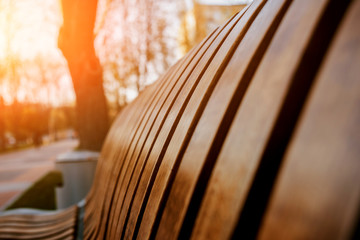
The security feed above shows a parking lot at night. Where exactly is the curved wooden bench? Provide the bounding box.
[1,0,360,239]
[0,206,77,239]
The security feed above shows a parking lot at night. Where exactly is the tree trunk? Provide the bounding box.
[58,0,109,151]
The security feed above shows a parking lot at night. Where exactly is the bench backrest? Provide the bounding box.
[82,0,360,239]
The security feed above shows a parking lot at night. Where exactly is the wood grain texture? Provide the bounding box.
[84,74,161,239]
[153,3,269,239]
[117,26,228,239]
[107,27,221,239]
[123,7,252,240]
[0,206,77,240]
[95,57,183,239]
[1,0,359,239]
[258,1,360,239]
[187,0,293,239]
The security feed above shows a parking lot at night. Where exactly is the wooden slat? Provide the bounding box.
[104,60,187,238]
[162,0,344,239]
[0,206,77,240]
[121,10,255,240]
[0,206,76,224]
[182,0,292,239]
[258,1,360,239]
[83,95,150,238]
[84,51,188,239]
[105,29,219,239]
[88,74,163,205]
[1,0,358,239]
[91,44,197,239]
[91,57,183,239]
[113,6,259,239]
[108,15,233,238]
[150,2,266,239]
[121,10,250,240]
[83,78,158,238]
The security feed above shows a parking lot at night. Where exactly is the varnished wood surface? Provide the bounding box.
[0,0,359,239]
[258,1,360,239]
[188,0,351,239]
[121,7,249,239]
[0,205,77,239]
[155,1,269,239]
[105,41,206,239]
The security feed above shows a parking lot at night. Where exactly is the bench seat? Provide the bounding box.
[1,0,359,239]
[0,206,77,239]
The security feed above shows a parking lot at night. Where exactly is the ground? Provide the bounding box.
[0,139,78,209]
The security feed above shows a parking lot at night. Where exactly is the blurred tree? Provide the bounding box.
[26,54,68,105]
[193,3,246,44]
[0,0,23,100]
[177,0,196,55]
[49,108,68,140]
[1,101,52,148]
[61,106,76,130]
[58,0,109,151]
[8,99,22,146]
[0,0,79,148]
[96,0,178,105]
[20,104,49,146]
[177,1,248,55]
[33,55,55,105]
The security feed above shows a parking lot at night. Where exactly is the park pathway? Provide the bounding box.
[0,139,78,209]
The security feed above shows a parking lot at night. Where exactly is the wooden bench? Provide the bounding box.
[1,0,359,239]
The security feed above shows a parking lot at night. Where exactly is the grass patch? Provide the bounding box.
[6,171,63,210]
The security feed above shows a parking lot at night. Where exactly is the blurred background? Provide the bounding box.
[0,0,250,152]
[0,0,253,209]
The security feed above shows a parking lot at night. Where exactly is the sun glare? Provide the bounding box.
[0,0,75,106]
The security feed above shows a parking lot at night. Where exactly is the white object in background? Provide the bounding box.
[55,151,99,209]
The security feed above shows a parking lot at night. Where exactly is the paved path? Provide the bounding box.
[0,139,78,209]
